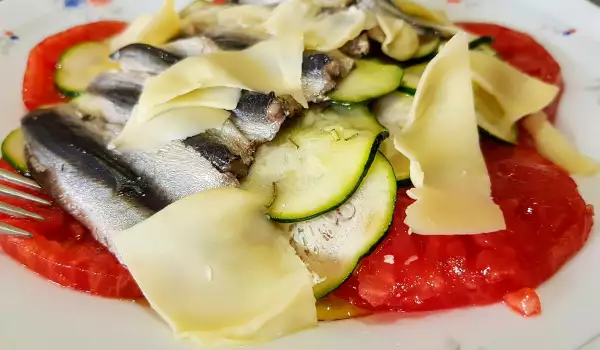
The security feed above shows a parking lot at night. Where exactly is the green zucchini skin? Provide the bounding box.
[290,153,397,298]
[243,104,389,223]
[1,128,29,174]
[271,130,389,223]
[329,60,404,103]
[55,42,115,98]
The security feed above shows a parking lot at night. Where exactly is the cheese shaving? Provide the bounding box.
[372,15,419,61]
[470,51,560,142]
[136,36,306,114]
[113,188,317,346]
[109,0,181,51]
[304,7,368,52]
[523,112,600,176]
[111,106,230,150]
[146,87,242,120]
[394,32,505,235]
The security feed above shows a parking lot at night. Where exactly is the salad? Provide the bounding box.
[0,0,598,346]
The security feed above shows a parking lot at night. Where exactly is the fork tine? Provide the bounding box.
[0,201,44,220]
[0,184,51,206]
[0,169,40,190]
[0,222,33,238]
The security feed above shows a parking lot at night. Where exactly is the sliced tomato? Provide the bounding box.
[334,141,593,312]
[22,21,127,111]
[0,160,142,299]
[459,23,564,123]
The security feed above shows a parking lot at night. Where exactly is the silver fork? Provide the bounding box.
[0,169,51,238]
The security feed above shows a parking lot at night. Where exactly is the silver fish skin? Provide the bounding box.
[231,91,302,143]
[110,43,183,75]
[117,140,240,203]
[73,94,245,201]
[339,33,370,58]
[86,71,148,124]
[78,101,243,202]
[108,41,352,103]
[21,105,161,253]
[81,88,256,168]
[302,51,348,102]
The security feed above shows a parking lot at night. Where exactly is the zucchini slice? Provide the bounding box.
[290,153,396,298]
[468,36,498,56]
[411,34,441,60]
[242,104,388,222]
[372,91,414,181]
[55,42,118,97]
[2,128,28,174]
[328,60,404,103]
[399,61,427,95]
[438,36,497,56]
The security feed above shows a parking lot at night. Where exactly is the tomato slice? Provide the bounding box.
[0,160,142,299]
[334,142,593,312]
[334,24,592,313]
[459,23,564,123]
[22,21,127,111]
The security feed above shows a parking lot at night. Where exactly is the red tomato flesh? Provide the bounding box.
[504,288,542,317]
[0,160,142,299]
[334,24,593,313]
[22,21,126,111]
[334,142,593,312]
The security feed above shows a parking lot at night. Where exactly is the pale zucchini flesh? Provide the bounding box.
[55,42,118,97]
[1,128,28,174]
[242,105,387,222]
[290,154,397,298]
[411,34,441,60]
[328,60,404,103]
[372,91,414,182]
[399,61,427,95]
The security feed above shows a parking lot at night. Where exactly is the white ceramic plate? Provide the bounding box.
[2,0,600,349]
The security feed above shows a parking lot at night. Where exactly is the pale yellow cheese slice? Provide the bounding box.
[137,36,306,113]
[522,112,600,176]
[304,7,368,52]
[181,3,271,37]
[217,4,273,30]
[146,87,241,120]
[112,188,317,346]
[109,15,154,52]
[391,0,450,24]
[265,0,369,52]
[470,51,559,142]
[373,92,414,180]
[394,32,505,235]
[111,106,230,150]
[110,0,181,51]
[263,0,318,36]
[370,15,419,61]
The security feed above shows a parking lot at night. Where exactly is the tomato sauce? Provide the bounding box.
[333,24,593,315]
